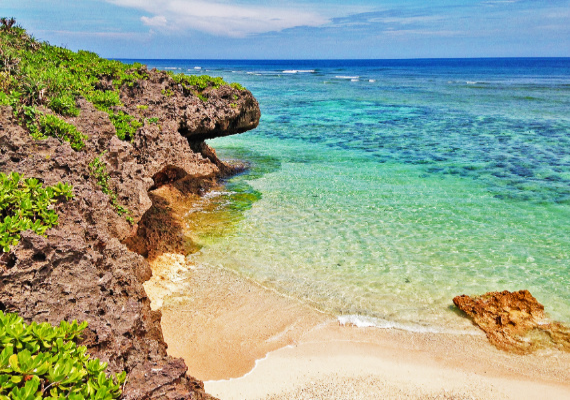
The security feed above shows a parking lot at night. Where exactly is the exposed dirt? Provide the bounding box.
[0,69,260,399]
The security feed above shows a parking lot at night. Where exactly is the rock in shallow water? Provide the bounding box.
[453,290,570,354]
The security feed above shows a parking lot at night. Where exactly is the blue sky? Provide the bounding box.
[4,0,570,59]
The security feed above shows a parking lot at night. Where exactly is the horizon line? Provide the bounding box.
[110,56,570,61]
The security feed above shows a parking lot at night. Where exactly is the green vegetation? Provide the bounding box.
[0,172,73,253]
[88,154,133,223]
[168,72,245,101]
[230,82,246,91]
[107,112,142,141]
[0,18,148,142]
[169,72,226,91]
[38,114,87,151]
[161,88,173,97]
[0,18,248,143]
[0,310,126,400]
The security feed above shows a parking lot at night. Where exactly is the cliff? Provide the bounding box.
[0,26,260,399]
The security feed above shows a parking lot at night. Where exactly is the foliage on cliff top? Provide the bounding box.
[0,19,148,142]
[0,172,73,253]
[0,18,247,143]
[0,311,126,400]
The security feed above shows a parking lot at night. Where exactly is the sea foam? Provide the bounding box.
[283,70,315,74]
[337,315,476,334]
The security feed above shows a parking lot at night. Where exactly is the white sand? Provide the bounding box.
[206,328,570,400]
[148,259,570,400]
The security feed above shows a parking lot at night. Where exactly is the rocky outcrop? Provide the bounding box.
[453,290,570,354]
[0,69,260,399]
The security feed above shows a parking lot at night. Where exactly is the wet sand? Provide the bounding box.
[147,258,570,400]
[142,187,570,400]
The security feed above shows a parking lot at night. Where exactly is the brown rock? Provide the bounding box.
[453,290,570,354]
[0,69,260,399]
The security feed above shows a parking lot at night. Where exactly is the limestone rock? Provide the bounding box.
[453,290,570,354]
[0,69,260,399]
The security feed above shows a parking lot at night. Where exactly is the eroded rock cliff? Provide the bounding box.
[0,68,260,399]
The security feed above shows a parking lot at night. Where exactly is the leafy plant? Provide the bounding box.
[146,117,159,124]
[0,21,144,141]
[0,19,248,143]
[168,72,233,102]
[0,172,73,253]
[107,111,142,141]
[161,88,173,97]
[0,311,126,399]
[230,82,246,91]
[88,154,133,223]
[85,90,121,110]
[48,94,79,117]
[169,72,226,91]
[38,114,87,150]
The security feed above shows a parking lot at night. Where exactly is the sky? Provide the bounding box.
[4,0,570,59]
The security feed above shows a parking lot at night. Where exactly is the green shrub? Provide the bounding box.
[0,172,73,253]
[0,19,248,142]
[167,72,246,102]
[88,154,133,223]
[85,90,121,110]
[107,111,142,141]
[169,72,226,91]
[38,114,87,151]
[0,20,145,141]
[230,82,246,91]
[161,88,173,97]
[0,311,126,400]
[48,95,79,117]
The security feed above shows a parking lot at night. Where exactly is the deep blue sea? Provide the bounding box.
[126,58,570,332]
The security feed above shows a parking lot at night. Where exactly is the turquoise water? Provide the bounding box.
[139,59,570,331]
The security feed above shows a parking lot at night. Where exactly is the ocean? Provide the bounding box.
[126,58,570,332]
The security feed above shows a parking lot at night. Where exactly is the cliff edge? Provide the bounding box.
[0,35,260,399]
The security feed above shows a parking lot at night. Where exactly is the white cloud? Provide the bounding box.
[107,0,329,37]
[384,29,463,37]
[369,15,445,25]
[141,15,168,28]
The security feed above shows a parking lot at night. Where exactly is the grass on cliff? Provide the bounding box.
[0,18,246,144]
[0,310,126,400]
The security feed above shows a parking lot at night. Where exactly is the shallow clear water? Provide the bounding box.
[136,58,570,331]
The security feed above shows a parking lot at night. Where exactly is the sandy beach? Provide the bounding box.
[144,257,570,400]
[137,186,570,400]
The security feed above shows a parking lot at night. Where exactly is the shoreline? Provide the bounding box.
[149,258,570,399]
[142,176,570,399]
[205,328,570,400]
